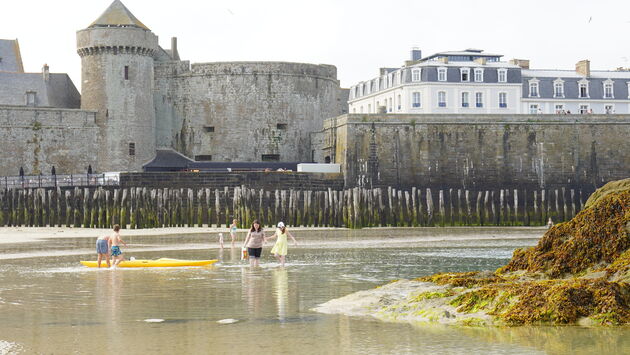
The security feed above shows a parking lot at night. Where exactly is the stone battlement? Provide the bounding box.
[0,106,97,127]
[186,62,338,81]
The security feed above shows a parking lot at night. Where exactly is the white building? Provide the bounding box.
[349,49,630,114]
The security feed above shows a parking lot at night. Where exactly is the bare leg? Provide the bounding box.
[97,254,102,268]
[230,234,235,246]
[254,257,260,267]
[279,255,285,267]
[249,257,256,267]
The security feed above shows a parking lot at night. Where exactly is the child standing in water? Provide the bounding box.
[229,219,238,246]
[267,222,297,267]
[95,235,111,268]
[110,224,128,267]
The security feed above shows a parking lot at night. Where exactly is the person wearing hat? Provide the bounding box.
[266,221,297,267]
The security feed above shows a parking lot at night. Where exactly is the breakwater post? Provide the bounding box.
[0,186,589,228]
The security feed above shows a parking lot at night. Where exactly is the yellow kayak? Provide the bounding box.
[80,258,218,268]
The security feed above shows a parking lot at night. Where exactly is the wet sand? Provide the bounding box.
[0,226,547,244]
[0,226,349,244]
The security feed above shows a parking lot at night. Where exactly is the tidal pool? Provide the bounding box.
[0,227,628,354]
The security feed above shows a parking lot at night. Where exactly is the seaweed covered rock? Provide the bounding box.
[316,179,630,326]
[498,179,630,278]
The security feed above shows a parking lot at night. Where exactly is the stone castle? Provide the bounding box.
[0,0,347,175]
[1,0,629,192]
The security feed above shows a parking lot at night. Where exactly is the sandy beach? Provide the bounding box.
[0,226,547,245]
[0,226,353,244]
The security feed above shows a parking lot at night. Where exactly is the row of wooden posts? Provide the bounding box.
[0,186,588,229]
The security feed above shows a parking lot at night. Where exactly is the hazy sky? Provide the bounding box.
[2,0,629,90]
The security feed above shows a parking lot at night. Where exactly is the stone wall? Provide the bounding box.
[0,106,99,175]
[118,171,344,191]
[154,61,345,162]
[315,114,630,190]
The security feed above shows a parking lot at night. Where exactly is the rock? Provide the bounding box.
[217,318,239,324]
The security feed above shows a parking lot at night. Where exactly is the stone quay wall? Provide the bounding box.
[0,106,99,176]
[315,114,630,190]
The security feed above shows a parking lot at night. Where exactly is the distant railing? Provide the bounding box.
[1,173,120,190]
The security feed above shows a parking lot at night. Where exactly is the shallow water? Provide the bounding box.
[0,227,628,355]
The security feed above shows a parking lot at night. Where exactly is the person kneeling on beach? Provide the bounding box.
[242,220,265,267]
[96,234,111,268]
[110,224,128,267]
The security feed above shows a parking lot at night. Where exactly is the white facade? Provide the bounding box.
[349,49,630,115]
[349,60,522,114]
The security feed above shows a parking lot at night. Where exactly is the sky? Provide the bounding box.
[2,0,630,90]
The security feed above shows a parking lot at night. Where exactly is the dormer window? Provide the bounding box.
[553,79,565,98]
[460,68,470,82]
[497,68,507,83]
[603,80,614,99]
[473,68,484,82]
[578,79,589,98]
[438,67,447,81]
[528,79,539,97]
[412,69,421,82]
[25,91,36,106]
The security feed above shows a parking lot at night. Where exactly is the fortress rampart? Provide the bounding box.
[315,114,630,190]
[155,61,345,163]
[0,106,99,175]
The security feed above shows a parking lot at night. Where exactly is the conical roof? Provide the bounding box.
[88,0,150,30]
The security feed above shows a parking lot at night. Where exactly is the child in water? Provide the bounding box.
[266,222,297,267]
[95,235,110,268]
[110,224,128,267]
[229,219,238,246]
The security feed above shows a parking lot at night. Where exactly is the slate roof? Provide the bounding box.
[142,149,302,172]
[88,0,150,30]
[0,39,24,73]
[142,149,194,171]
[0,72,80,108]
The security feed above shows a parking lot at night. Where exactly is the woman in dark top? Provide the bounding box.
[242,220,266,267]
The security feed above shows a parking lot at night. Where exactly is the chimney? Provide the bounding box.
[576,59,590,77]
[410,48,422,61]
[438,57,449,64]
[509,59,530,69]
[42,63,49,81]
[171,37,180,60]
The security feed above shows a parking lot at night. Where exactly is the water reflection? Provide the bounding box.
[241,268,264,318]
[0,228,628,354]
[272,268,288,322]
[230,246,239,263]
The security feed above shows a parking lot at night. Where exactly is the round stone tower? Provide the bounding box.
[77,0,158,172]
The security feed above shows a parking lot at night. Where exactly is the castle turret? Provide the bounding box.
[77,0,158,172]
